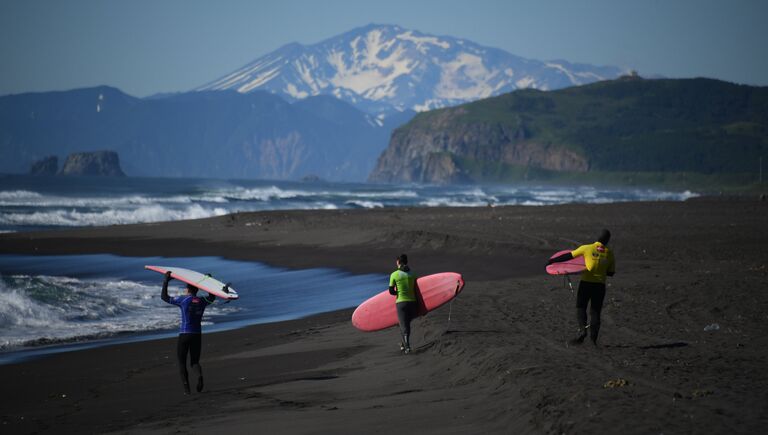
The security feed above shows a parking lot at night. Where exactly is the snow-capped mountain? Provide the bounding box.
[196,24,630,115]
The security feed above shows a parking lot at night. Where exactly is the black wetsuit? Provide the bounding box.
[396,300,418,339]
[548,240,615,344]
[161,278,215,393]
[576,281,606,342]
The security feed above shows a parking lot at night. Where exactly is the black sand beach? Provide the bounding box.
[1,198,767,434]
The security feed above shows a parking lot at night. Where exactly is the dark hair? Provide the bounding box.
[187,284,199,295]
[598,229,611,244]
[397,254,408,265]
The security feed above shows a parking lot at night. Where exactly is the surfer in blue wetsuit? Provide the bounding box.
[161,271,217,395]
[389,254,418,354]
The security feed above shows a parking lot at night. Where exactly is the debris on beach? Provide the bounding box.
[603,378,629,389]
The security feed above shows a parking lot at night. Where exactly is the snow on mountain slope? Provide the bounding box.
[196,24,629,114]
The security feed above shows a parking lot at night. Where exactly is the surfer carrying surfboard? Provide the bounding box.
[161,271,217,395]
[389,254,418,354]
[548,229,615,346]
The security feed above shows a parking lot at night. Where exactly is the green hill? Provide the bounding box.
[369,77,768,188]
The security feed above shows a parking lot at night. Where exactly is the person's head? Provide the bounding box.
[598,229,611,245]
[396,253,408,267]
[186,284,199,295]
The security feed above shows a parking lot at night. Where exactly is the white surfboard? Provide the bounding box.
[145,265,239,300]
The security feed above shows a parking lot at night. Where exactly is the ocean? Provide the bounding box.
[0,253,386,364]
[0,174,697,233]
[0,174,697,363]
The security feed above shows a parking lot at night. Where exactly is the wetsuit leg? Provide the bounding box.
[177,334,192,393]
[396,301,417,351]
[188,334,204,392]
[588,283,607,344]
[574,283,590,340]
[396,302,410,337]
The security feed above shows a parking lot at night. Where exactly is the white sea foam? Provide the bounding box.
[531,188,576,200]
[643,189,699,201]
[0,190,43,200]
[214,185,309,201]
[0,275,163,349]
[0,204,228,227]
[213,186,419,202]
[0,181,700,232]
[338,189,419,199]
[294,202,338,210]
[419,198,491,207]
[345,200,384,208]
[0,274,239,350]
[0,192,195,207]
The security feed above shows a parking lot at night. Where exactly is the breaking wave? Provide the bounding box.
[0,177,698,232]
[0,204,229,227]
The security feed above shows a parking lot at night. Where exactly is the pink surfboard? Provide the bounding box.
[545,250,586,275]
[352,272,465,332]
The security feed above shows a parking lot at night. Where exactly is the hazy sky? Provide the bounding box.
[1,0,766,97]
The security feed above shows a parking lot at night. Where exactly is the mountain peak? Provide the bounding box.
[196,25,628,115]
[341,23,405,37]
[275,41,305,54]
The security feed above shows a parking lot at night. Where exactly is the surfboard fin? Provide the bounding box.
[219,283,232,303]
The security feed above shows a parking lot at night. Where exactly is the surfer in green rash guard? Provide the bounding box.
[548,229,615,346]
[389,254,418,354]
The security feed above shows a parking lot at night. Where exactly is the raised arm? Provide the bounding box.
[203,291,217,304]
[547,252,574,265]
[161,271,172,303]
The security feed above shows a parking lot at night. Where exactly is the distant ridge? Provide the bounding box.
[195,23,629,115]
[0,86,409,181]
[369,77,768,184]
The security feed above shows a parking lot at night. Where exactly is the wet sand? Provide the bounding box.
[1,198,767,434]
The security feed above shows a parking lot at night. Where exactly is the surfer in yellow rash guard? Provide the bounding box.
[389,254,417,354]
[548,229,615,345]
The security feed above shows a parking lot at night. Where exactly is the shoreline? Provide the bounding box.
[1,199,767,433]
[0,252,386,364]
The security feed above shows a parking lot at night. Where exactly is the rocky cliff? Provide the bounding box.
[29,156,58,175]
[60,151,125,177]
[369,77,768,184]
[369,106,588,184]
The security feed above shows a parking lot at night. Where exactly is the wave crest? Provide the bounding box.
[0,204,228,227]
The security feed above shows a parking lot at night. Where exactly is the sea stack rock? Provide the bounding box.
[29,156,59,175]
[60,151,126,177]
